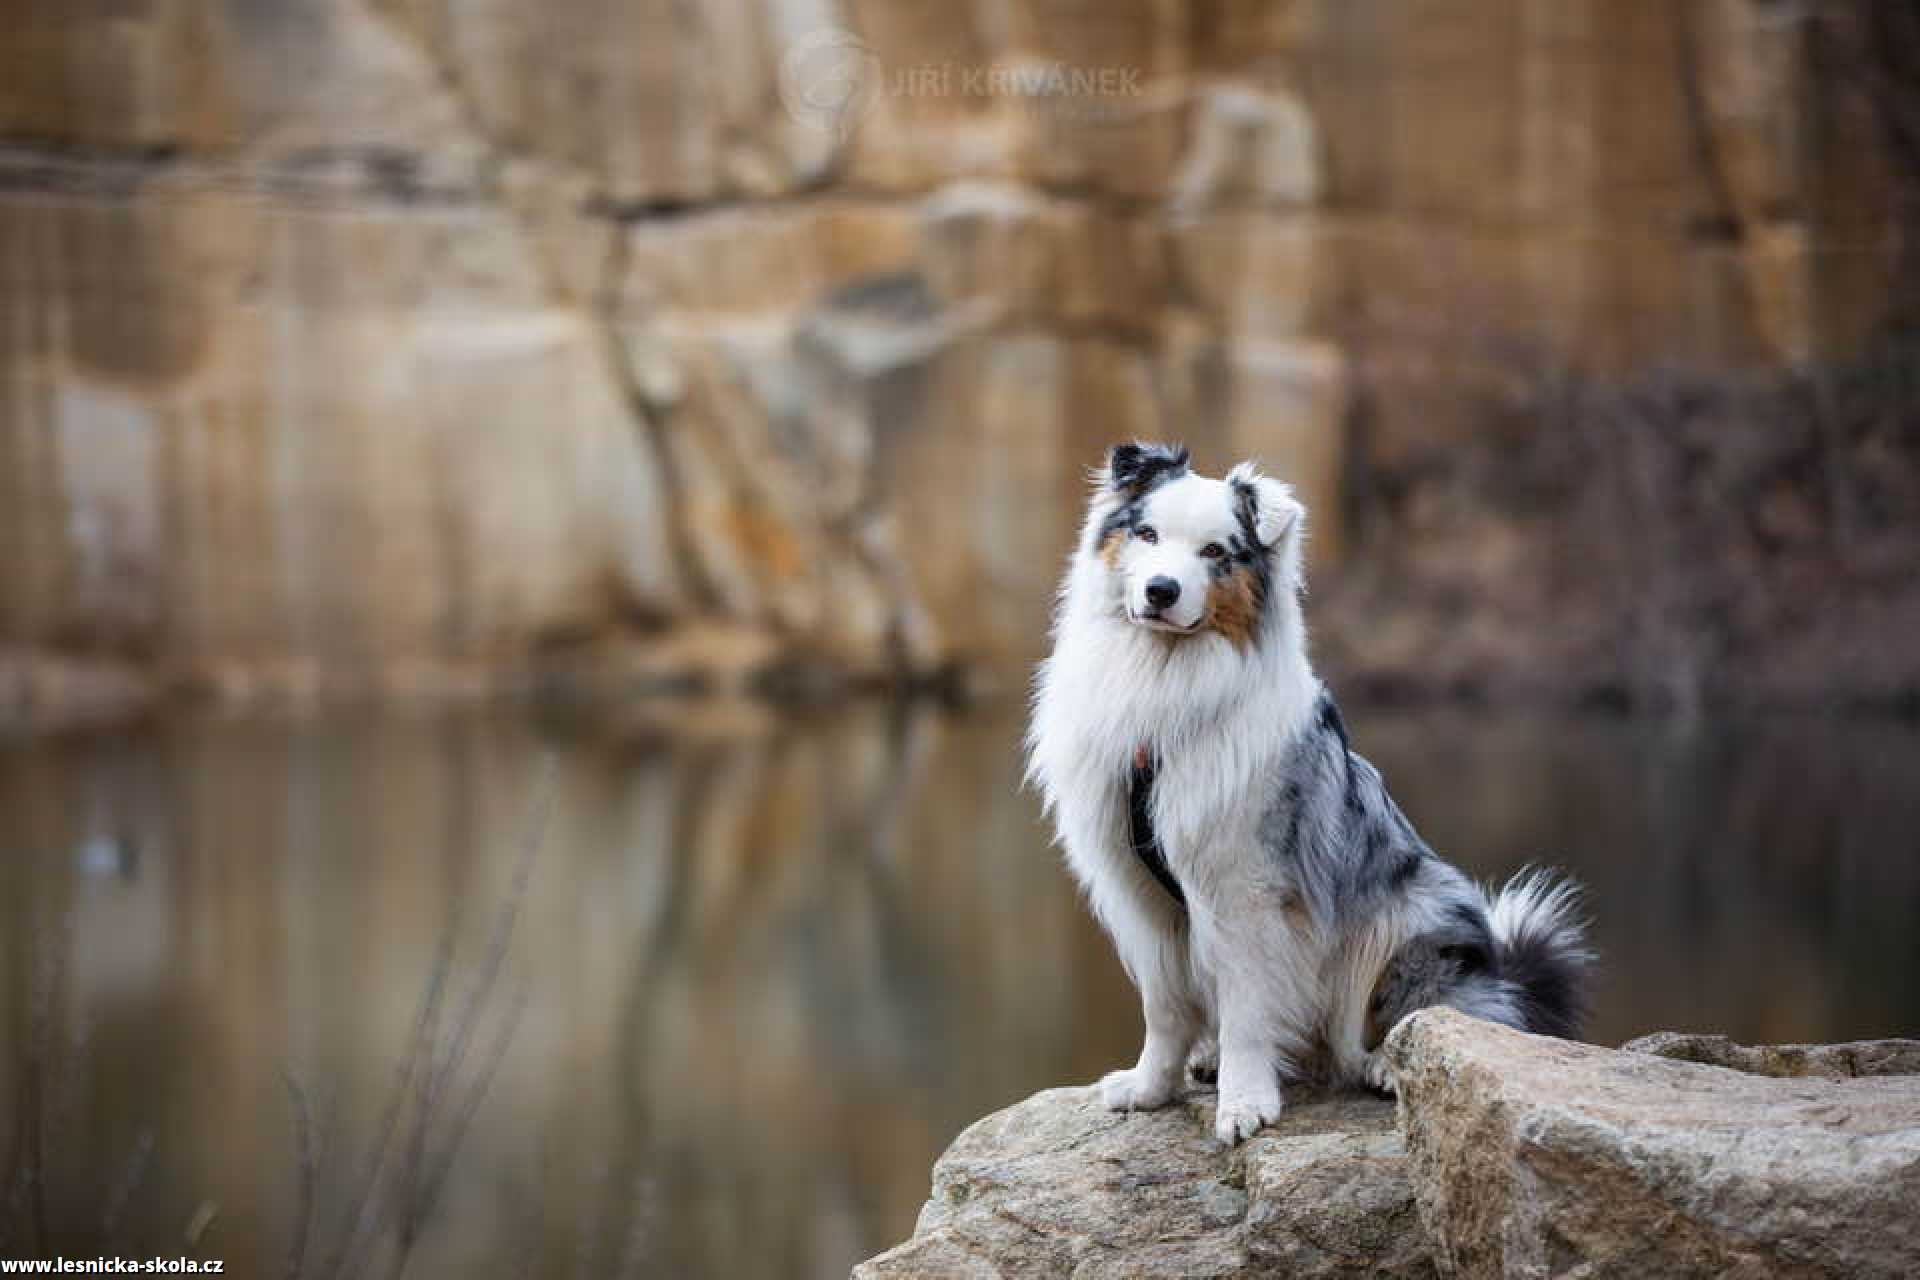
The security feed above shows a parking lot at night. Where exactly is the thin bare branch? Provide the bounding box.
[426,754,557,1112]
[282,1074,318,1280]
[394,979,530,1280]
[321,931,453,1280]
[99,1128,155,1242]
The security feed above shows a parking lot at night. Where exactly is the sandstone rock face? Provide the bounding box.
[854,1085,1434,1279]
[1387,1009,1920,1279]
[4,1,1915,706]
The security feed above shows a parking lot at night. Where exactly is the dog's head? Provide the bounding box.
[1088,442,1304,647]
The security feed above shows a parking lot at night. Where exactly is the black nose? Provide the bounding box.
[1145,576,1180,609]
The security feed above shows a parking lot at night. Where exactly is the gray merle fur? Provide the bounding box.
[1264,690,1589,1047]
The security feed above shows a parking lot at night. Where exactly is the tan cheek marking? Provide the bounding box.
[1099,528,1124,569]
[1203,566,1259,649]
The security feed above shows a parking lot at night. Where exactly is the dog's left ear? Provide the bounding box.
[1226,461,1303,548]
[1106,441,1190,499]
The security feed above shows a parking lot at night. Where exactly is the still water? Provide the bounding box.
[4,701,1918,1276]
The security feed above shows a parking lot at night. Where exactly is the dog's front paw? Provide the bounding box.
[1364,1050,1397,1097]
[1213,1087,1284,1145]
[1100,1067,1179,1112]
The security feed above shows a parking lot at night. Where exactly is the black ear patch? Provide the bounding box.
[1231,477,1261,546]
[1108,442,1190,499]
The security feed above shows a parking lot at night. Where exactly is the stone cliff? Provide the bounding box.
[4,1,1916,720]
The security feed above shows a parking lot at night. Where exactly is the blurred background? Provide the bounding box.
[2,1,1918,1276]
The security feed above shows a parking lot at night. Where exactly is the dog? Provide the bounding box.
[1027,442,1593,1145]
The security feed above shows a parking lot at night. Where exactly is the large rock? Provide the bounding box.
[1386,1008,1920,1279]
[853,1085,1434,1279]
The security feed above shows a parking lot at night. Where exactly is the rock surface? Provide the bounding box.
[1387,1009,1920,1279]
[860,1021,1920,1278]
[1624,1029,1920,1080]
[853,1085,1433,1279]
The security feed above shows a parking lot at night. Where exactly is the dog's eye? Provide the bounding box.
[1135,525,1158,544]
[1199,542,1226,560]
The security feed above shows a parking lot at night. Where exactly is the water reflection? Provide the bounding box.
[2,703,1917,1276]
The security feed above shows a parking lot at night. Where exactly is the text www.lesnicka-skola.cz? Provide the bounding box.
[0,1261,222,1273]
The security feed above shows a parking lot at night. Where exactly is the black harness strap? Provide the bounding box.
[1128,750,1187,909]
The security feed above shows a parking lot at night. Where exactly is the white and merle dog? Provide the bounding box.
[1028,443,1592,1145]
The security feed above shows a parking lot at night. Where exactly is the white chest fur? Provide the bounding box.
[1032,608,1317,899]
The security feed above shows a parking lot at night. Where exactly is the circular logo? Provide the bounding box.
[778,28,879,140]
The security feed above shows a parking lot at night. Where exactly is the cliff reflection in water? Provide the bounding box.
[3,703,1918,1278]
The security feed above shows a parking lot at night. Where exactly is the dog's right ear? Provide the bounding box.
[1226,461,1303,548]
[1105,441,1190,499]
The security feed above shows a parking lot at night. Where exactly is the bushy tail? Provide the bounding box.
[1488,868,1595,1039]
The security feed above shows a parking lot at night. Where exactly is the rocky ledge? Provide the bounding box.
[856,1010,1920,1279]
[853,1084,1428,1279]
